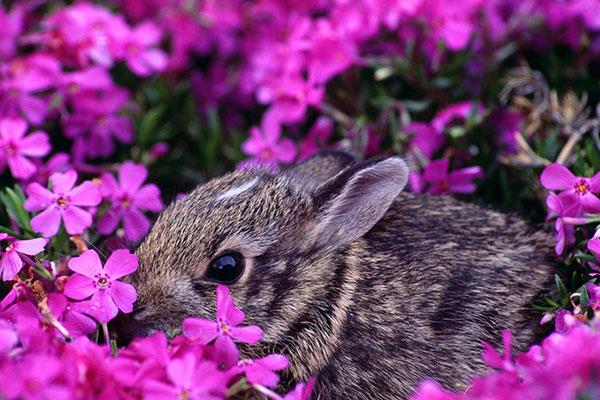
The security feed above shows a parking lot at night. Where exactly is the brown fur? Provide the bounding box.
[124,152,555,399]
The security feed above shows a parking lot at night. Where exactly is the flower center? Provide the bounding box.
[217,318,230,335]
[5,143,16,156]
[178,390,191,400]
[574,179,590,195]
[97,276,110,288]
[57,197,69,207]
[260,148,272,160]
[120,194,131,208]
[4,243,13,252]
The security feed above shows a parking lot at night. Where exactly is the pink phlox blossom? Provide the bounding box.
[0,233,47,281]
[63,249,138,323]
[0,318,18,354]
[242,116,297,164]
[183,285,263,368]
[98,161,164,242]
[0,117,51,179]
[63,86,134,160]
[112,21,167,77]
[257,75,323,125]
[25,169,101,237]
[37,3,119,68]
[545,192,588,255]
[0,54,60,125]
[47,293,97,338]
[422,159,483,195]
[541,163,600,212]
[59,66,113,97]
[411,380,460,400]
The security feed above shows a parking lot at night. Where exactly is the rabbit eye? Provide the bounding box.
[205,252,245,284]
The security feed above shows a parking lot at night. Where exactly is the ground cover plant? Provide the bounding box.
[1,0,600,398]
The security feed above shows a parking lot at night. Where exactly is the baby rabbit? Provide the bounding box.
[127,152,555,399]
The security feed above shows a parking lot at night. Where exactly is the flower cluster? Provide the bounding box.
[411,325,600,400]
[0,249,311,400]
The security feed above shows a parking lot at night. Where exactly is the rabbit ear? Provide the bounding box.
[307,156,409,250]
[283,151,355,194]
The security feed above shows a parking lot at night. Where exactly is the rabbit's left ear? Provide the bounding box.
[283,151,355,194]
[307,156,409,251]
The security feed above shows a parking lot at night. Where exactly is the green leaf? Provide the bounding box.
[555,274,568,300]
[579,285,590,309]
[5,187,32,231]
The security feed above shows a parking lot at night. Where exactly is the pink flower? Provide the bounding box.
[242,117,296,164]
[63,249,138,323]
[25,170,101,237]
[28,152,70,185]
[235,355,289,387]
[546,192,587,255]
[422,159,483,195]
[0,118,51,179]
[98,161,164,242]
[183,285,263,368]
[113,22,167,77]
[143,354,228,400]
[0,234,47,281]
[0,54,60,125]
[47,293,97,338]
[541,163,600,212]
[62,86,133,160]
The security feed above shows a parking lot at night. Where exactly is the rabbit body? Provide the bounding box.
[128,152,554,399]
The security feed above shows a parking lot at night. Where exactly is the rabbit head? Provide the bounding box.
[125,152,409,369]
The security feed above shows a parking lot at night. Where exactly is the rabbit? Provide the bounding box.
[124,151,555,399]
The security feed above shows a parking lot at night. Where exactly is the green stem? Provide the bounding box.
[34,260,53,281]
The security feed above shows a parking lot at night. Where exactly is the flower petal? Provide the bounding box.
[24,183,55,211]
[0,251,23,281]
[68,250,103,277]
[7,154,37,179]
[63,273,97,300]
[540,163,576,191]
[133,184,163,212]
[182,318,218,344]
[62,205,93,235]
[214,334,239,368]
[13,238,47,255]
[119,161,148,193]
[30,206,62,237]
[19,131,51,157]
[97,206,122,235]
[69,181,101,207]
[123,208,151,242]
[230,325,263,344]
[104,249,138,280]
[89,290,119,323]
[50,170,78,194]
[108,280,137,313]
